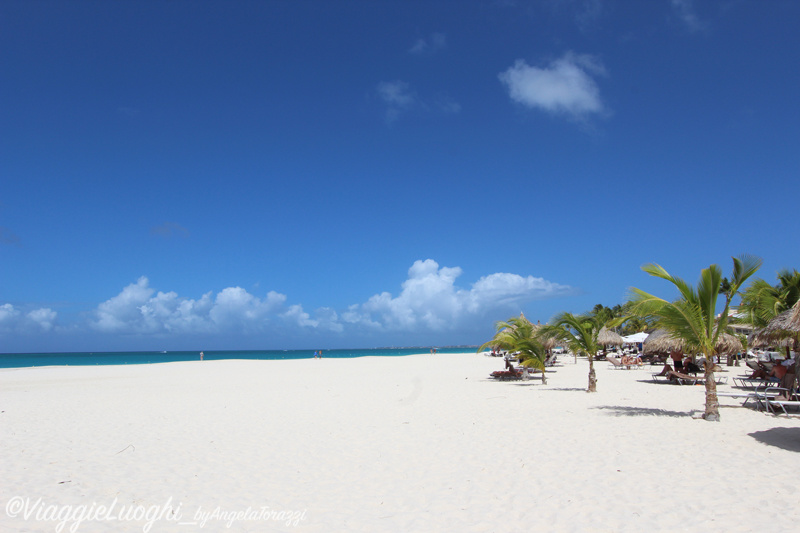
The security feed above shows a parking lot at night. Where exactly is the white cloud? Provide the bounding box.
[26,308,57,331]
[671,0,704,32]
[376,81,461,122]
[282,304,318,328]
[313,307,345,333]
[0,303,57,333]
[93,276,156,332]
[409,32,446,54]
[376,80,416,122]
[344,259,573,332]
[91,277,288,335]
[0,303,20,327]
[499,52,607,119]
[208,287,285,329]
[8,262,572,345]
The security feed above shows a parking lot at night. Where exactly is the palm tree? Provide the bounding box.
[738,268,800,331]
[626,255,762,421]
[539,312,603,392]
[479,315,548,383]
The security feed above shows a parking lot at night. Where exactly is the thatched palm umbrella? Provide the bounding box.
[597,326,623,359]
[750,301,800,391]
[597,326,624,346]
[643,328,742,357]
[642,328,679,355]
[751,301,800,350]
[791,300,800,329]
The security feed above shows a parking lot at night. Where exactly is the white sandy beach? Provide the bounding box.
[2,353,798,532]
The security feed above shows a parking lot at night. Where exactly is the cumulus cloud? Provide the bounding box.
[92,277,285,334]
[343,259,573,332]
[26,308,57,331]
[499,52,607,119]
[7,261,572,345]
[0,303,57,333]
[0,303,20,325]
[409,32,446,54]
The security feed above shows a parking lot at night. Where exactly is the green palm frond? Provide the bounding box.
[629,257,761,359]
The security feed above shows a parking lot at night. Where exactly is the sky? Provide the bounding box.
[1,0,799,353]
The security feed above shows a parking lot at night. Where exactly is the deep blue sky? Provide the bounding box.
[2,1,798,352]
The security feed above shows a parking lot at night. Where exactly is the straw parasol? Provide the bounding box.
[750,300,800,350]
[642,329,679,355]
[597,326,624,347]
[642,328,743,355]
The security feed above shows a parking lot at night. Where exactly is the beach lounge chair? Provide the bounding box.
[765,387,800,416]
[664,371,727,385]
[651,363,673,383]
[732,376,771,389]
[666,371,704,385]
[607,356,627,370]
[716,391,763,408]
[490,369,523,381]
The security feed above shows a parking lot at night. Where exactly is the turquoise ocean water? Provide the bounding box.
[0,347,477,369]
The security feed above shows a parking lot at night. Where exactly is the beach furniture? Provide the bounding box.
[490,369,526,381]
[651,368,672,382]
[489,367,545,382]
[608,356,643,370]
[607,356,628,369]
[664,371,728,385]
[716,391,766,408]
[762,387,800,416]
[732,376,772,389]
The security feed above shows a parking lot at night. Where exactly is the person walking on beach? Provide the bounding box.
[314,351,318,359]
[318,350,322,359]
[200,351,204,361]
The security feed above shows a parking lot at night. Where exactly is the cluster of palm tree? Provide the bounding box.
[478,315,549,383]
[480,255,800,422]
[589,303,648,336]
[479,311,609,392]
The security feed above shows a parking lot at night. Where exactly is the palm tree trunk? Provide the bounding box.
[587,355,597,392]
[703,355,720,421]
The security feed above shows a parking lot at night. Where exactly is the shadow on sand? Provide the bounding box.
[749,427,800,453]
[592,405,692,418]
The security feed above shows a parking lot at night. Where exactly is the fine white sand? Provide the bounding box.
[2,353,798,532]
